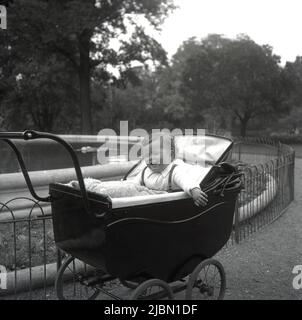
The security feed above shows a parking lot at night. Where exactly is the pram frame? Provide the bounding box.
[0,130,242,300]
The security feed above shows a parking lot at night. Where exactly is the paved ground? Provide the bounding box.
[215,158,302,300]
[3,159,302,300]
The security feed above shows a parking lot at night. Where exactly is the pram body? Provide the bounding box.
[0,130,242,300]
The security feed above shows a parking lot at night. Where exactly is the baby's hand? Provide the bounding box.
[191,187,208,207]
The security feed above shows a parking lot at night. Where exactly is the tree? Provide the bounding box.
[176,34,289,136]
[6,0,175,133]
[0,31,16,130]
[95,67,166,131]
[220,36,288,136]
[177,35,230,128]
[2,56,79,131]
[283,57,302,107]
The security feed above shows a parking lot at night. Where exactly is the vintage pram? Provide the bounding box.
[0,130,242,300]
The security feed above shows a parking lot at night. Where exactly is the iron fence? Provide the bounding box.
[229,138,295,244]
[0,137,295,300]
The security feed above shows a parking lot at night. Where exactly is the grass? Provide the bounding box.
[0,219,56,272]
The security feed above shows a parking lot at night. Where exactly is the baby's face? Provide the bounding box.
[146,147,170,173]
[148,162,169,173]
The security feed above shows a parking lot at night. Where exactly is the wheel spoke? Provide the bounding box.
[211,268,219,283]
[186,259,226,300]
[131,279,174,300]
[56,257,101,300]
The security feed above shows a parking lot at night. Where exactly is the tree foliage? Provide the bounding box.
[1,2,302,138]
[177,34,290,136]
[3,56,78,131]
[89,34,299,136]
[1,0,175,133]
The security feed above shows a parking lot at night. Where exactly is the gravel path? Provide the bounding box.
[215,158,302,300]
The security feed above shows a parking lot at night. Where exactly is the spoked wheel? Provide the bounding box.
[185,259,226,300]
[130,279,174,300]
[55,256,101,300]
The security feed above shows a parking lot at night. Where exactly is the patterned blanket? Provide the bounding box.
[67,178,167,198]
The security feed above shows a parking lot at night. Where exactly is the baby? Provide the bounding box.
[130,132,208,207]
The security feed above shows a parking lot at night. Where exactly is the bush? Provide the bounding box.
[269,135,302,145]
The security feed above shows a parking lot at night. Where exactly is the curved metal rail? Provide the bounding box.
[0,130,91,216]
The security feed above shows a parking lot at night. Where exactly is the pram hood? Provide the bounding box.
[174,134,233,166]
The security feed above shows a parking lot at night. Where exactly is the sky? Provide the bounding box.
[155,0,302,64]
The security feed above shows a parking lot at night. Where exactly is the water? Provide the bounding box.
[0,139,140,174]
[0,140,96,174]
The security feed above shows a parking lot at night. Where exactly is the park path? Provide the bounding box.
[215,158,302,300]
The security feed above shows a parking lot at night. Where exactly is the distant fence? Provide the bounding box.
[0,136,295,299]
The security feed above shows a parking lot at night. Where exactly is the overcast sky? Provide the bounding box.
[156,0,302,64]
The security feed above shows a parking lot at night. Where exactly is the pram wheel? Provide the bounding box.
[185,258,226,300]
[130,279,174,300]
[55,256,101,300]
[120,279,139,289]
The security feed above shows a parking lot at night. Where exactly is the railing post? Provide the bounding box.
[234,194,240,244]
[291,151,295,201]
[238,142,242,162]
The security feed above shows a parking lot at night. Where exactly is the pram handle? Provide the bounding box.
[0,130,91,215]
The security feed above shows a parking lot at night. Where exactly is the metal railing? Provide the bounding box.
[0,137,295,300]
[0,198,56,299]
[229,137,295,244]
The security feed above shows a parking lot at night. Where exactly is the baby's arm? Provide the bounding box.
[173,166,208,207]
